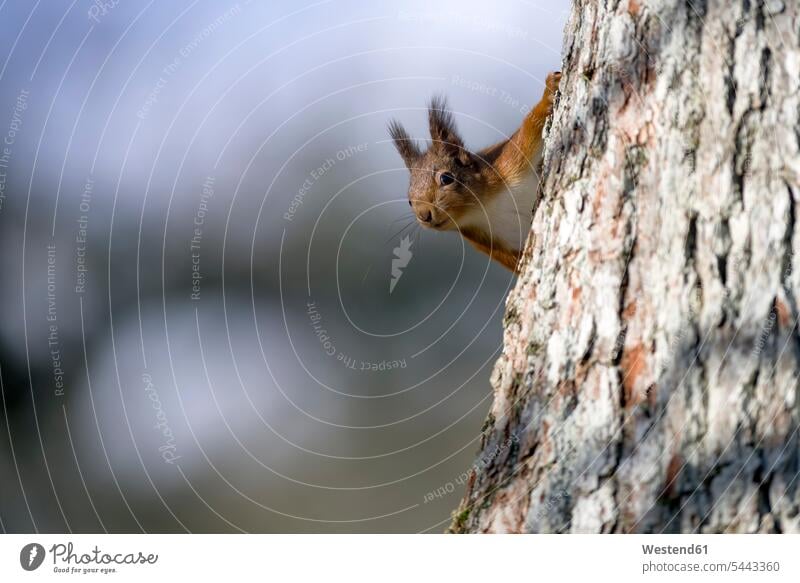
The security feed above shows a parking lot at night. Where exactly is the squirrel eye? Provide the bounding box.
[439,172,455,186]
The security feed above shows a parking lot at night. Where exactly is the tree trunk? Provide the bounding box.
[451,0,800,533]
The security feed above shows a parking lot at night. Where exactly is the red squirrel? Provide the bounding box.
[389,72,561,272]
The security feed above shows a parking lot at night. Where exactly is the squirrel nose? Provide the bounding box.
[419,210,433,223]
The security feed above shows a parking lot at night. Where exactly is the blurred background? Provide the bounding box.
[0,0,567,533]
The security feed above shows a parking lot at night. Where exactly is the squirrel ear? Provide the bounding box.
[388,119,421,167]
[428,95,465,152]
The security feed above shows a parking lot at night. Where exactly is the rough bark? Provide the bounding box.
[452,0,800,533]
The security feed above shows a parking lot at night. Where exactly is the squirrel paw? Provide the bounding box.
[546,71,562,95]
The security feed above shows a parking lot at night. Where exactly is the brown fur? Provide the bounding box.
[460,226,521,271]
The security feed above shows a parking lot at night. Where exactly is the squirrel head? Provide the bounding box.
[389,97,487,231]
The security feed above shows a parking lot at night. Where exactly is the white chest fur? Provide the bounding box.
[463,169,540,252]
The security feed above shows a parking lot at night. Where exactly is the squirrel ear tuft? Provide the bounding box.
[428,95,464,152]
[388,119,421,167]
